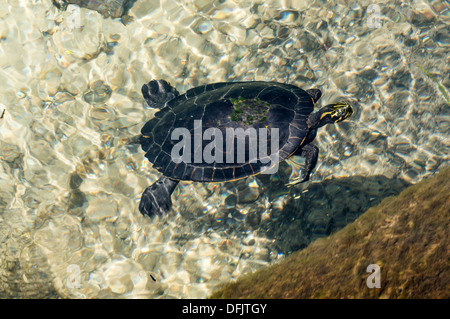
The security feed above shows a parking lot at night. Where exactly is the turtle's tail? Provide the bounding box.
[139,176,179,217]
[126,134,142,145]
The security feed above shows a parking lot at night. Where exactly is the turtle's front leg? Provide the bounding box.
[286,144,319,187]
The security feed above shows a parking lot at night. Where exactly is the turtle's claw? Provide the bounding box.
[285,179,299,188]
[285,173,309,187]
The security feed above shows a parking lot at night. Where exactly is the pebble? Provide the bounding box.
[83,81,112,105]
[86,195,118,221]
[237,187,260,203]
[224,194,237,208]
[245,210,261,228]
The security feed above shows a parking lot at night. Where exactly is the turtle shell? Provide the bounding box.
[140,81,314,182]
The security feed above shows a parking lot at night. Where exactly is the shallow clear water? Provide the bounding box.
[0,0,448,298]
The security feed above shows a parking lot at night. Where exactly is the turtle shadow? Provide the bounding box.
[175,166,410,258]
[257,173,411,255]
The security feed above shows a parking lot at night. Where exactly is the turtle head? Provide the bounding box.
[310,102,353,128]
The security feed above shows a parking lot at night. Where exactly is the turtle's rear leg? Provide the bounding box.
[139,176,179,217]
[142,80,179,108]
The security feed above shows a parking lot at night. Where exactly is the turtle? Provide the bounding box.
[138,80,353,217]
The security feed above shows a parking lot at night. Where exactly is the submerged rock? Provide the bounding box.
[260,174,410,255]
[53,0,136,18]
[83,81,112,104]
[211,167,450,298]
